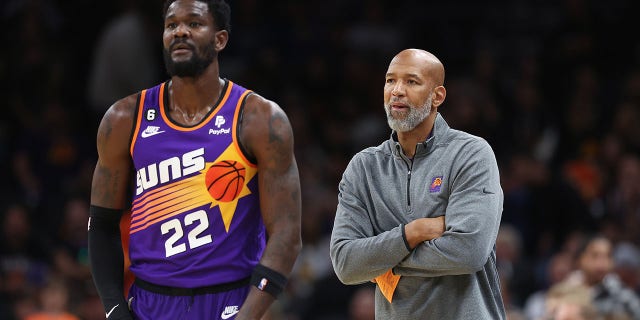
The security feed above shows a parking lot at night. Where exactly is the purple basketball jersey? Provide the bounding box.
[128,80,264,288]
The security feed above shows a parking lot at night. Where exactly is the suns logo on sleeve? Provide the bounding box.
[429,176,443,193]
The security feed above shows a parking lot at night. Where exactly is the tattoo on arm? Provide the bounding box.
[268,112,287,144]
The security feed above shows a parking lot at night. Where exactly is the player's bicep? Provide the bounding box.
[243,97,300,233]
[91,98,136,208]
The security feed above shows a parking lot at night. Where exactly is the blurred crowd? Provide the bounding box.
[1,0,640,319]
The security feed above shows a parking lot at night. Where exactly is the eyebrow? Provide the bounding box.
[386,72,421,79]
[165,12,206,19]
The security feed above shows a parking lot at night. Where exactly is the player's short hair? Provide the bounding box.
[162,0,232,34]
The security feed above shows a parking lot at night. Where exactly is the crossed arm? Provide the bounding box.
[404,216,446,249]
[331,141,502,283]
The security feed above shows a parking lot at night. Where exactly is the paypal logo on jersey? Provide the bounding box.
[215,115,225,128]
[209,115,231,135]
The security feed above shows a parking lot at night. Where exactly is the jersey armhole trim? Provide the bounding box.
[129,90,147,156]
[233,91,258,167]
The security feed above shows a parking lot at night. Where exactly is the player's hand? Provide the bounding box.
[404,216,445,249]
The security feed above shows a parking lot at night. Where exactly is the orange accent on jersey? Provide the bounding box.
[160,81,234,131]
[120,210,135,294]
[130,89,148,156]
[130,175,211,234]
[232,90,258,168]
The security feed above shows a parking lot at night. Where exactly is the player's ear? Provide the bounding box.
[214,30,228,51]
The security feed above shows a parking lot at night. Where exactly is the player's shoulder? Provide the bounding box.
[241,91,291,133]
[243,91,284,117]
[109,92,140,118]
[100,92,140,131]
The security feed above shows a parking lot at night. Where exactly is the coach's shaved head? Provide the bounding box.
[390,49,445,86]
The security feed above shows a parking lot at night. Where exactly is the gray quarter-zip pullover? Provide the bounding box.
[330,113,506,319]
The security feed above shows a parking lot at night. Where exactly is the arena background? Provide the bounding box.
[1,0,640,319]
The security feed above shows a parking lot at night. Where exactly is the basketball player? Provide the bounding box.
[88,1,301,319]
[330,49,506,319]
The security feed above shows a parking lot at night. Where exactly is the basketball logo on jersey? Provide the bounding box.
[205,160,246,202]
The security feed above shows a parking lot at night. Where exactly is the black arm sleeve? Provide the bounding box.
[88,205,133,320]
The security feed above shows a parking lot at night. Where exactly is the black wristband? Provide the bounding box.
[250,264,287,298]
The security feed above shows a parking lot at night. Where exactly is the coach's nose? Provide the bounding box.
[391,82,405,96]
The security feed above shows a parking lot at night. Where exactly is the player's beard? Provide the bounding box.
[384,95,432,132]
[163,40,216,78]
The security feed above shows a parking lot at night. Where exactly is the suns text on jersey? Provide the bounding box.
[135,148,205,195]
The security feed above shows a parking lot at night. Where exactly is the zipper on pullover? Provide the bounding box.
[404,158,413,208]
[395,143,415,212]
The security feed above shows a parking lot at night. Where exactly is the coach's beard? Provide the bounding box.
[384,95,432,132]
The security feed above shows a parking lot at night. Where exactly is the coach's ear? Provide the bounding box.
[431,85,446,108]
[215,30,228,51]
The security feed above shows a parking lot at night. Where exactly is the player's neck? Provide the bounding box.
[169,67,224,114]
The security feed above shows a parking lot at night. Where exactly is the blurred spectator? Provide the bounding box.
[87,0,162,120]
[24,276,80,320]
[496,224,536,308]
[348,285,375,320]
[10,100,94,238]
[612,242,640,295]
[51,197,90,280]
[605,154,640,245]
[524,250,575,320]
[563,235,640,319]
[543,281,601,320]
[0,203,50,296]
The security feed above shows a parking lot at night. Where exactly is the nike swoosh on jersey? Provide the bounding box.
[221,308,240,319]
[141,130,165,138]
[106,304,119,318]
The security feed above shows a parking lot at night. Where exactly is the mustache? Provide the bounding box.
[386,98,411,108]
[169,39,196,51]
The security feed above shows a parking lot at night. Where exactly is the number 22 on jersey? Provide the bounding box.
[161,210,212,257]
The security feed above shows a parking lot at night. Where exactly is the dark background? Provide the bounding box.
[1,0,640,319]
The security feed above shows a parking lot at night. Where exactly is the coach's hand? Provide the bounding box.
[404,216,445,249]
